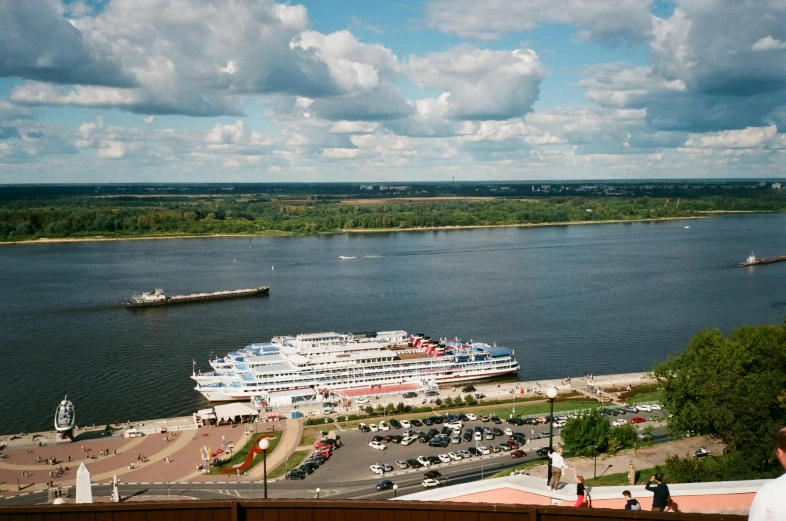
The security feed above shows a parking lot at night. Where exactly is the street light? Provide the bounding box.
[546,386,558,486]
[316,487,321,499]
[393,484,398,498]
[590,445,598,479]
[258,437,270,499]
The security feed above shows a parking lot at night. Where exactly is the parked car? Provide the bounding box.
[406,458,423,468]
[511,449,527,459]
[480,414,490,422]
[468,447,480,456]
[422,478,442,488]
[411,419,423,427]
[553,420,567,428]
[492,427,504,436]
[535,416,549,424]
[369,441,387,450]
[379,421,390,431]
[400,420,411,429]
[630,416,646,424]
[417,456,432,467]
[523,418,538,425]
[506,439,520,449]
[359,423,370,432]
[497,443,512,451]
[357,397,369,405]
[448,452,462,461]
[389,419,402,429]
[425,390,440,397]
[477,446,490,455]
[424,469,442,479]
[401,436,417,446]
[369,464,385,474]
[465,413,477,421]
[369,424,379,432]
[635,404,652,412]
[376,480,394,491]
[451,434,461,444]
[695,447,711,458]
[297,465,314,475]
[438,454,451,463]
[462,384,476,392]
[490,416,502,424]
[395,459,410,469]
[612,419,628,427]
[464,428,473,442]
[504,428,513,436]
[623,405,638,413]
[474,393,485,399]
[286,470,306,480]
[403,392,418,399]
[457,449,471,458]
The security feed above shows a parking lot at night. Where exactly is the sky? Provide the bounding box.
[1,0,786,183]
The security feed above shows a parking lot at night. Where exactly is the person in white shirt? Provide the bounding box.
[548,446,572,490]
[750,427,786,520]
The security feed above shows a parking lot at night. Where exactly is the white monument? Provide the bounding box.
[111,475,120,503]
[75,463,93,504]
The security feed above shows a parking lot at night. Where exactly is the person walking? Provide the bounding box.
[750,427,786,520]
[547,447,571,490]
[622,490,641,510]
[645,473,671,511]
[571,470,588,507]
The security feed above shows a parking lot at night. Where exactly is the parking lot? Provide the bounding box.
[284,404,667,494]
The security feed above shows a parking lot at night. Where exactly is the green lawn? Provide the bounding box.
[268,449,312,479]
[628,391,664,404]
[585,465,664,486]
[208,432,282,474]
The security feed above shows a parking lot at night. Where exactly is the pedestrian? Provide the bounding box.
[750,426,786,520]
[623,490,641,510]
[571,470,587,507]
[547,447,571,490]
[68,455,71,462]
[645,473,671,511]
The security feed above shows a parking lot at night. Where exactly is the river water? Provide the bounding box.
[2,214,785,434]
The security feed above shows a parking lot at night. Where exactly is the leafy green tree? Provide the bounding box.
[560,409,610,456]
[375,404,384,415]
[453,395,463,406]
[464,395,477,406]
[443,396,454,407]
[608,423,638,453]
[384,403,395,415]
[364,406,374,415]
[654,322,786,469]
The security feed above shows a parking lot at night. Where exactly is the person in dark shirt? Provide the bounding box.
[645,473,671,511]
[572,471,586,507]
[622,490,641,510]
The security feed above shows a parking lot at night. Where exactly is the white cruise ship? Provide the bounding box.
[192,330,519,402]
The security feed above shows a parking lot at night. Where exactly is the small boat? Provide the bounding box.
[55,396,75,432]
[338,256,357,260]
[684,226,690,229]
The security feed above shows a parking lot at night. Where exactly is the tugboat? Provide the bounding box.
[739,252,759,267]
[54,396,75,442]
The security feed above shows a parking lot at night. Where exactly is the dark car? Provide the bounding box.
[424,469,442,479]
[390,435,404,444]
[418,433,430,443]
[301,462,319,471]
[506,418,523,425]
[423,417,433,426]
[463,428,473,441]
[286,471,306,480]
[535,447,550,457]
[372,435,384,443]
[431,416,444,424]
[376,480,395,491]
[468,447,480,456]
[490,416,502,424]
[403,392,418,399]
[492,427,504,436]
[383,435,394,443]
[429,437,448,448]
[427,455,442,465]
[304,458,322,468]
[458,413,469,421]
[426,390,440,397]
[359,424,371,432]
[461,384,476,392]
[511,450,527,459]
[440,426,451,437]
[406,458,423,468]
[411,419,423,427]
[427,428,440,438]
[390,419,402,429]
[523,418,538,425]
[297,465,314,475]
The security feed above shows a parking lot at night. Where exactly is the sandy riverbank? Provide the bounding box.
[0,216,708,246]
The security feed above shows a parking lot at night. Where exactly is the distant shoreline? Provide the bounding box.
[0,215,710,246]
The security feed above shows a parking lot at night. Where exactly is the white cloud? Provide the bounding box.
[407,46,544,120]
[329,121,380,134]
[752,35,786,51]
[683,125,778,149]
[322,148,361,159]
[425,0,654,44]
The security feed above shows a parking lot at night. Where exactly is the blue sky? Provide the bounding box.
[1,0,785,182]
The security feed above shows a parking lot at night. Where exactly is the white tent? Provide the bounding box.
[75,463,93,504]
[197,408,216,420]
[214,402,257,421]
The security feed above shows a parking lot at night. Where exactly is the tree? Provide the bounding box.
[608,423,638,453]
[443,396,454,407]
[654,322,786,469]
[560,409,610,456]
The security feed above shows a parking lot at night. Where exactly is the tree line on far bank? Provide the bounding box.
[560,318,786,483]
[2,192,786,242]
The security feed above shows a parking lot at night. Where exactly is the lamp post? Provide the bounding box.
[316,487,320,499]
[393,484,398,498]
[590,445,598,479]
[546,386,558,486]
[259,437,270,499]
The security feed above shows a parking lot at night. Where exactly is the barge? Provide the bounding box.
[738,252,786,267]
[127,286,269,307]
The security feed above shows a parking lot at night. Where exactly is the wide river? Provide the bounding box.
[2,214,785,434]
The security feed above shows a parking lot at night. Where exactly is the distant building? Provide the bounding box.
[360,185,375,191]
[772,183,782,190]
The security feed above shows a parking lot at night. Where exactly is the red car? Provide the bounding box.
[511,450,527,459]
[506,440,520,449]
[630,416,646,424]
[314,441,333,450]
[313,449,331,458]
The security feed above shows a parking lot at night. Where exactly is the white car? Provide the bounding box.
[553,420,567,428]
[417,455,432,467]
[451,434,461,444]
[357,397,369,405]
[466,413,477,421]
[635,404,652,412]
[395,459,410,469]
[370,464,385,474]
[369,441,387,450]
[369,424,379,432]
[504,428,513,436]
[400,420,411,429]
[401,436,417,446]
[650,404,662,411]
[474,431,483,442]
[448,452,462,461]
[457,449,471,458]
[402,429,415,437]
[438,453,451,463]
[477,446,490,455]
[422,478,442,488]
[446,421,463,430]
[379,421,391,431]
[612,419,628,427]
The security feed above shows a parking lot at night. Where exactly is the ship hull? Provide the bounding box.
[127,286,269,307]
